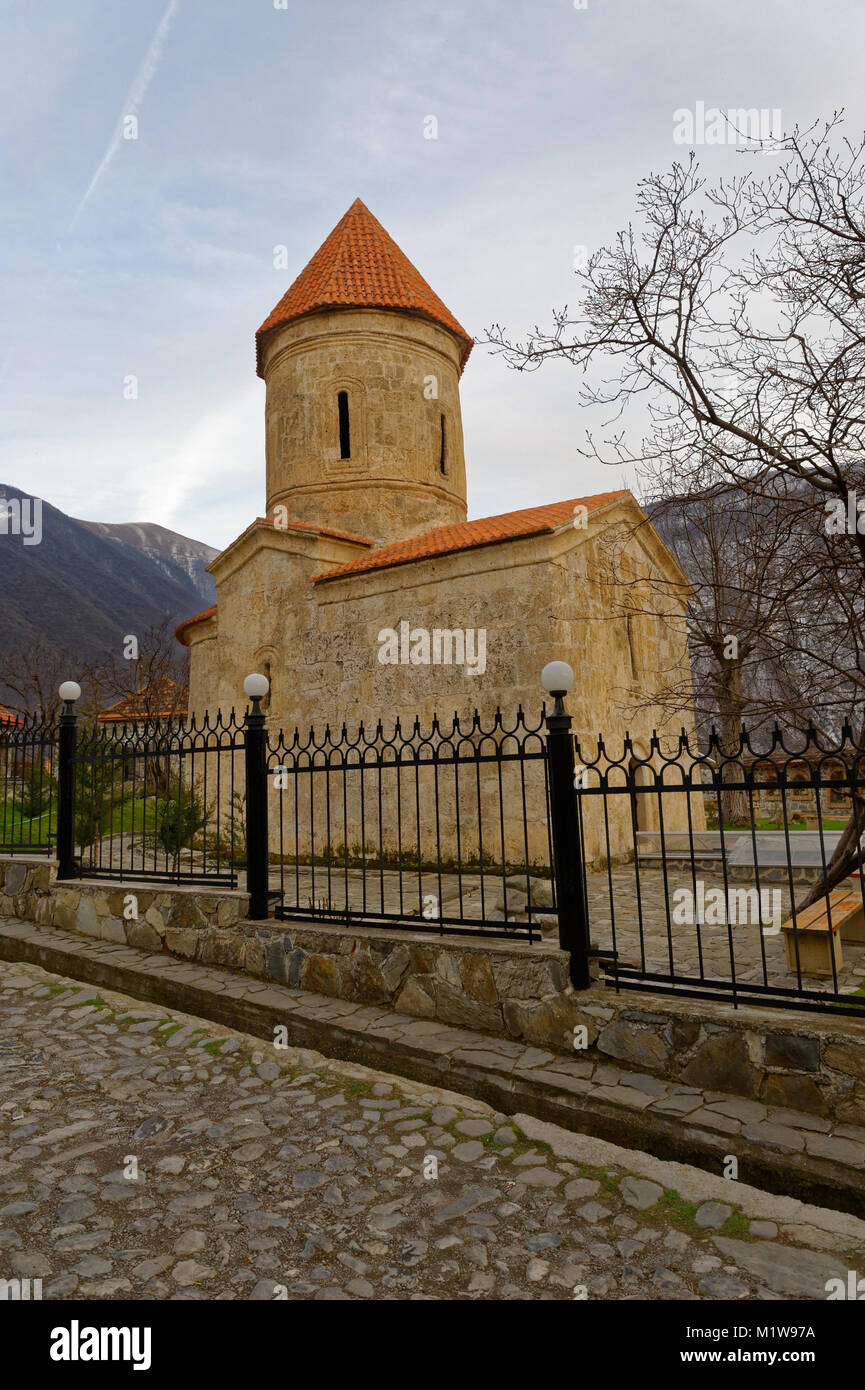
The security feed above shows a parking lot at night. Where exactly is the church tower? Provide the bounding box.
[255,199,472,544]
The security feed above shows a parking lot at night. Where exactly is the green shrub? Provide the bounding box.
[14,768,56,821]
[157,787,207,869]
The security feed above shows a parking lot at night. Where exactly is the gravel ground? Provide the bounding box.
[0,957,861,1302]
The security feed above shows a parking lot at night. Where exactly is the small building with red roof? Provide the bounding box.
[97,677,187,724]
[175,200,697,858]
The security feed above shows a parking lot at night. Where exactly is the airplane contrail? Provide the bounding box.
[69,0,181,231]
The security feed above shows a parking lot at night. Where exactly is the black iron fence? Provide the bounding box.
[575,723,865,1016]
[264,707,556,941]
[64,711,246,885]
[0,712,57,854]
[3,685,865,1015]
[0,690,584,957]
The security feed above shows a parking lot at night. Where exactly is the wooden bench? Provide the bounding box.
[781,888,865,978]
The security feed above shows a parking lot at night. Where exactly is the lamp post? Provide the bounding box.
[243,674,270,920]
[56,681,81,881]
[541,662,591,989]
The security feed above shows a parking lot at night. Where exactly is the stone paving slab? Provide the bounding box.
[0,917,863,1219]
[2,955,865,1302]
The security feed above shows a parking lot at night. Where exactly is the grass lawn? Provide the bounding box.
[0,807,54,845]
[87,794,162,836]
[2,792,162,845]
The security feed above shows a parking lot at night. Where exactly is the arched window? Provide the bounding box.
[439,413,447,474]
[337,391,351,460]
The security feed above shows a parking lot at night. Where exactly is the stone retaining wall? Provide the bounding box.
[2,854,864,1126]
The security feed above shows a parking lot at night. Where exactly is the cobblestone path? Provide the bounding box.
[0,958,861,1301]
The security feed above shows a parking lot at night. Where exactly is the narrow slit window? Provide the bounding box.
[439,413,447,473]
[337,391,351,459]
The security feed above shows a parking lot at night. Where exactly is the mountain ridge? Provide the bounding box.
[0,484,218,671]
[74,518,218,603]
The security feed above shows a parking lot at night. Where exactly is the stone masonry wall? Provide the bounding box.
[2,854,864,1127]
[188,494,705,868]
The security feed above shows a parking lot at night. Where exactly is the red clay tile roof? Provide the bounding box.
[98,677,188,722]
[256,199,473,377]
[312,490,630,584]
[0,704,20,727]
[253,515,373,547]
[174,605,217,646]
[176,492,630,631]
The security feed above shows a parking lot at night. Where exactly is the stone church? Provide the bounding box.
[175,199,698,861]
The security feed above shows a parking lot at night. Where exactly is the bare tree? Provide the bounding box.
[0,620,189,726]
[596,477,809,823]
[83,620,189,794]
[83,618,188,722]
[487,114,865,896]
[0,639,73,721]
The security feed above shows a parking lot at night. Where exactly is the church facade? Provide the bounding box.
[176,199,699,863]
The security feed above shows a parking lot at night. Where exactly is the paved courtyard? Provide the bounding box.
[584,869,865,995]
[1,956,862,1301]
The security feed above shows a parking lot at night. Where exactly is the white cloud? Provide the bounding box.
[3,0,864,553]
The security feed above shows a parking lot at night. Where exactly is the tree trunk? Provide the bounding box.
[799,719,865,911]
[717,660,749,827]
[799,799,864,908]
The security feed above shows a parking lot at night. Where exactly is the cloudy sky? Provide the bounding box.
[2,0,864,549]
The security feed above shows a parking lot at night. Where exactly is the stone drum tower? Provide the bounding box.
[255,198,474,545]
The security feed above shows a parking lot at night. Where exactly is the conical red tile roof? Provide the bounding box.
[255,199,473,376]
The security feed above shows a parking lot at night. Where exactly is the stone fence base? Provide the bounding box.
[2,854,864,1127]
